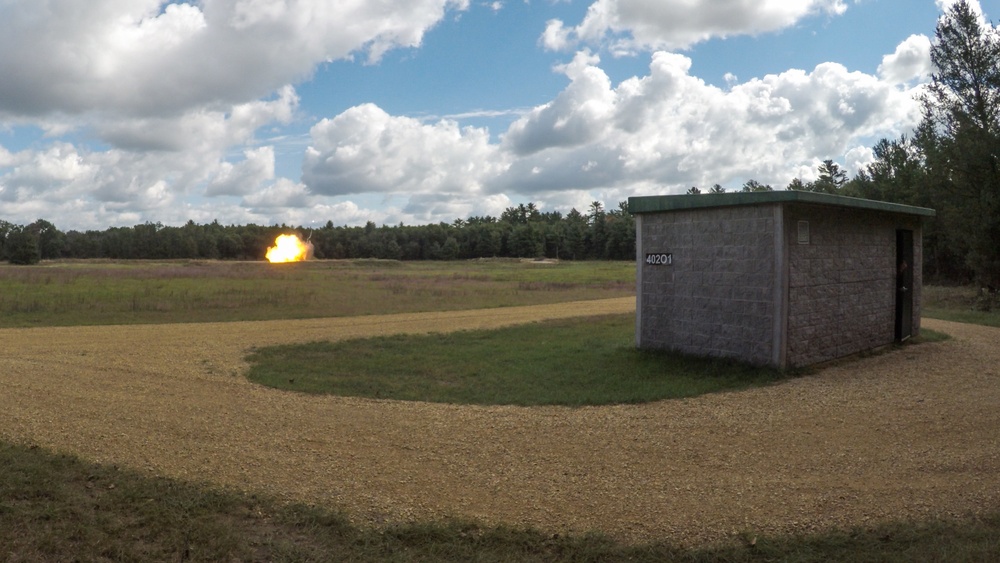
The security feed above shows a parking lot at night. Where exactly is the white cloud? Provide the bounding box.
[0,0,468,119]
[298,38,923,223]
[0,8,937,231]
[5,143,91,187]
[878,34,933,84]
[844,145,876,175]
[207,147,276,197]
[541,19,573,51]
[242,178,314,209]
[542,0,848,53]
[503,50,615,155]
[302,103,505,197]
[0,88,300,227]
[494,47,922,195]
[401,193,486,223]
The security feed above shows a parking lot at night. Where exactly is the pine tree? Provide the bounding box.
[918,0,1000,286]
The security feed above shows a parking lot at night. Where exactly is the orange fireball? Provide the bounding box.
[266,234,312,263]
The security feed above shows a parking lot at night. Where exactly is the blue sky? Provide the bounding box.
[0,0,995,231]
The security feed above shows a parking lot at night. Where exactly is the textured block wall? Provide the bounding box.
[638,204,778,365]
[784,205,922,367]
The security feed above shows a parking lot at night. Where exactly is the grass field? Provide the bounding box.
[2,258,993,328]
[922,284,1000,327]
[2,259,999,561]
[0,258,635,327]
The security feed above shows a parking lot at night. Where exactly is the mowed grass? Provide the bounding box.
[246,314,787,406]
[3,441,998,562]
[0,258,635,328]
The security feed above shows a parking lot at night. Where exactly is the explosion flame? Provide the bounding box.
[266,234,313,263]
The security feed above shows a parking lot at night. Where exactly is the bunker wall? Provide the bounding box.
[637,204,778,365]
[784,205,923,367]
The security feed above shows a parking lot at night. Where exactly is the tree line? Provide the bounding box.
[0,201,636,264]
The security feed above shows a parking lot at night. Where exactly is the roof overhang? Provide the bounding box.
[628,191,936,217]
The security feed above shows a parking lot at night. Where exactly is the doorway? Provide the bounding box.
[895,229,914,341]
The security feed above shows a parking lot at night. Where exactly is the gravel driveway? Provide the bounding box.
[1,297,998,546]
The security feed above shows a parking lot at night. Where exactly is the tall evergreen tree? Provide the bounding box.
[812,160,848,194]
[918,0,1000,286]
[586,201,608,259]
[850,138,922,203]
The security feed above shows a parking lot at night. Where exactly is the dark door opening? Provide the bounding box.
[895,229,914,341]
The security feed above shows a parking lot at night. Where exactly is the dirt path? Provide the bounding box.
[2,298,999,546]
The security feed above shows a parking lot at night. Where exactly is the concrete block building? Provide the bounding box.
[629,191,935,368]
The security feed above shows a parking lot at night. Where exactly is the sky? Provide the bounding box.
[0,0,996,231]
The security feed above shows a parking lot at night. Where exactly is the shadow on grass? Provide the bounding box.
[2,441,998,562]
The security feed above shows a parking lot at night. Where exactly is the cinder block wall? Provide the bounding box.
[784,205,923,366]
[637,204,778,365]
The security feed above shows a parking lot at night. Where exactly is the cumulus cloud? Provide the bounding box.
[541,19,573,51]
[878,34,933,84]
[503,50,614,155]
[0,0,468,118]
[844,145,877,173]
[0,1,474,229]
[488,49,922,196]
[302,103,505,197]
[242,178,313,209]
[0,2,939,231]
[293,38,924,224]
[0,87,300,227]
[3,143,91,190]
[207,147,276,196]
[1,143,184,212]
[542,0,848,53]
[90,86,296,157]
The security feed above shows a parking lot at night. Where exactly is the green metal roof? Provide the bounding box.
[628,191,936,217]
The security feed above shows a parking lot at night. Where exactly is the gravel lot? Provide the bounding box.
[2,297,998,546]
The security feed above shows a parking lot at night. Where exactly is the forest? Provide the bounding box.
[0,201,636,264]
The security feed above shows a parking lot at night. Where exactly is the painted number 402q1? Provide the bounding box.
[645,253,672,266]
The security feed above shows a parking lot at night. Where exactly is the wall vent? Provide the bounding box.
[797,220,810,245]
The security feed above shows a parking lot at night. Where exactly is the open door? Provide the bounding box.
[895,229,914,341]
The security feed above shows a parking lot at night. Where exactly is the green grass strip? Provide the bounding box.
[923,307,1000,328]
[245,314,788,406]
[922,285,1000,328]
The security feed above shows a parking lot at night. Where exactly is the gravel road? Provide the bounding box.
[2,297,998,546]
